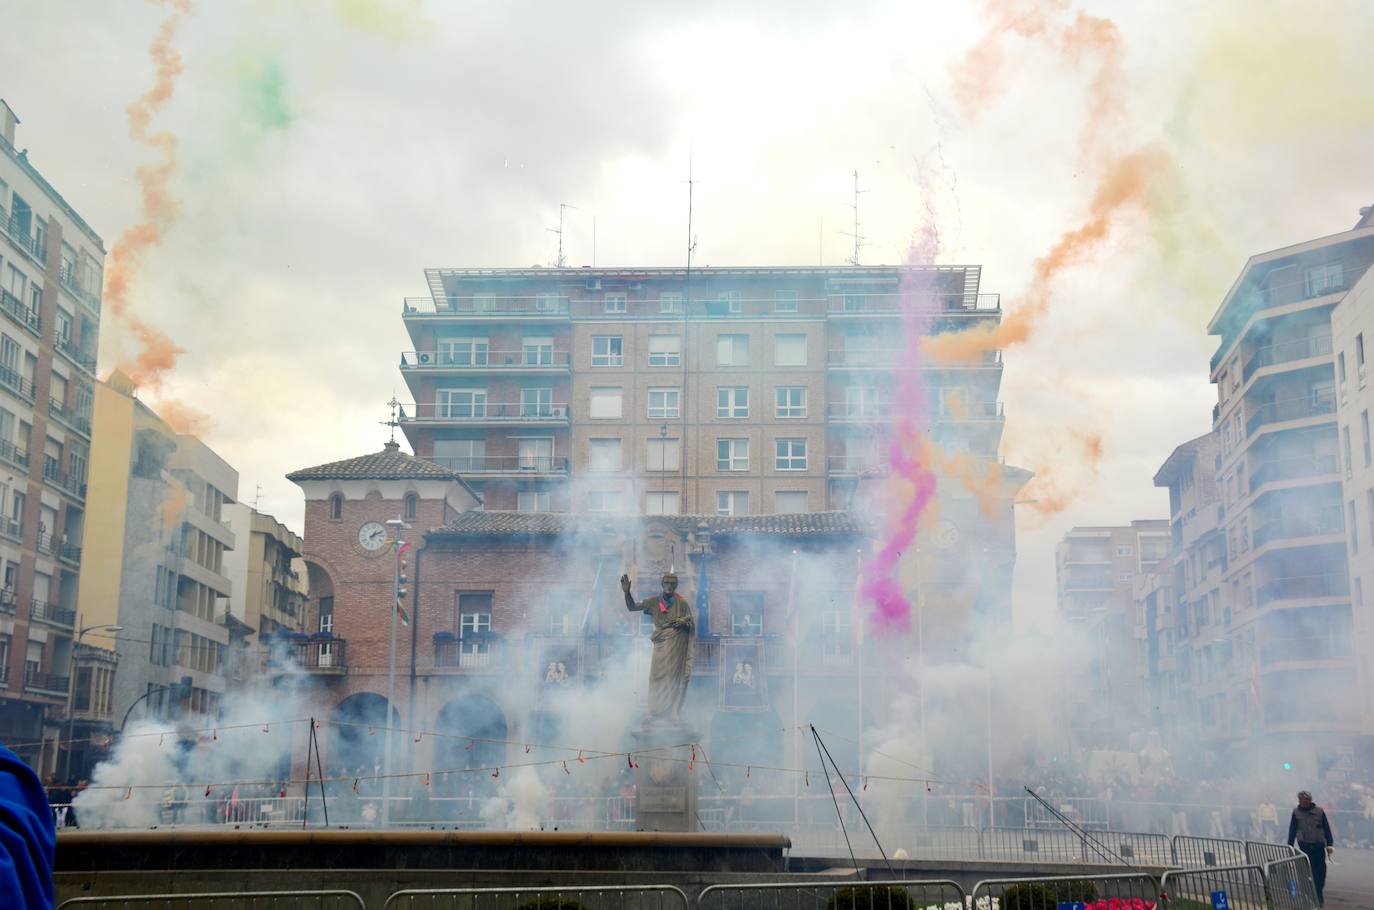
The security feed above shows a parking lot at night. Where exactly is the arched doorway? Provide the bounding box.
[329,692,401,784]
[432,694,507,798]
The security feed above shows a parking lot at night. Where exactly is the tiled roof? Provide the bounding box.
[430,510,866,539]
[287,443,462,483]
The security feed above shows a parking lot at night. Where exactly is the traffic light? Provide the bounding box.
[1283,761,1293,771]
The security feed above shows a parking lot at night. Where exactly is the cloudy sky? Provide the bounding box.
[6,0,1372,621]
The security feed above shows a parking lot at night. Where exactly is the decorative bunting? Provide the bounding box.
[805,771,810,787]
[422,773,430,788]
[158,733,165,747]
[577,750,585,763]
[262,724,270,733]
[563,761,570,774]
[747,766,751,779]
[204,784,211,797]
[353,778,360,795]
[367,726,375,736]
[524,744,530,754]
[464,740,474,751]
[414,733,423,743]
[491,767,500,779]
[123,787,133,800]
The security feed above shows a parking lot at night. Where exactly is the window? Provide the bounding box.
[821,610,853,664]
[433,438,484,471]
[1345,426,1354,479]
[522,336,553,366]
[592,336,623,367]
[776,491,809,513]
[1367,488,1374,544]
[517,437,553,469]
[776,386,807,418]
[774,333,807,367]
[648,334,681,367]
[719,290,742,313]
[587,490,622,513]
[329,494,342,521]
[1364,411,1371,466]
[717,438,749,471]
[717,334,750,366]
[1116,545,1133,557]
[842,293,866,312]
[775,438,808,470]
[1359,333,1367,382]
[845,385,882,417]
[646,491,680,515]
[717,491,750,516]
[648,387,680,419]
[458,593,493,667]
[1339,351,1348,384]
[647,437,680,471]
[1304,261,1344,297]
[589,387,623,419]
[438,388,486,418]
[404,493,418,520]
[520,387,552,417]
[438,337,488,366]
[588,438,622,472]
[717,386,749,418]
[1351,501,1359,554]
[659,292,684,315]
[604,293,627,314]
[774,289,798,313]
[729,592,764,635]
[534,293,561,312]
[517,490,550,512]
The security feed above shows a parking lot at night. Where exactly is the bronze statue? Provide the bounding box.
[622,571,695,723]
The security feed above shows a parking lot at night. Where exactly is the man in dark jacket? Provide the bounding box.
[1287,790,1335,905]
[0,743,56,909]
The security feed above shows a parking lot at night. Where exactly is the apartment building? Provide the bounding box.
[222,503,308,679]
[1204,208,1374,777]
[78,372,239,760]
[1054,521,1171,742]
[0,100,103,774]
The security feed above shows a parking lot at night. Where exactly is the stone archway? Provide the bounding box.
[431,694,507,798]
[329,692,401,783]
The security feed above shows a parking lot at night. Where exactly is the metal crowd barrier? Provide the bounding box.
[1160,864,1268,909]
[1171,834,1247,868]
[58,892,366,909]
[1264,854,1320,910]
[1081,830,1173,866]
[970,873,1162,909]
[980,826,1087,862]
[383,885,690,910]
[697,880,966,910]
[1245,840,1299,865]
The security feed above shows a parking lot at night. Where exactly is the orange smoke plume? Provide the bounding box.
[161,485,189,529]
[1017,430,1104,521]
[158,398,211,437]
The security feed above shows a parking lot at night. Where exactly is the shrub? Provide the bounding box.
[825,885,915,910]
[999,880,1099,910]
[514,898,589,910]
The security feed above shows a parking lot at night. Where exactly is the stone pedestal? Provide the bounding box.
[631,721,699,832]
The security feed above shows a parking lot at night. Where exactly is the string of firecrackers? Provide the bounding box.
[0,717,317,754]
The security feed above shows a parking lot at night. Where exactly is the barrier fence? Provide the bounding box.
[382,885,690,910]
[697,881,966,910]
[1264,854,1320,910]
[1160,864,1269,909]
[57,891,366,909]
[1172,835,1248,869]
[970,873,1162,909]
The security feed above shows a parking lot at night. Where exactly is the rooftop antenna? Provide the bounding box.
[685,154,699,273]
[382,396,401,446]
[547,203,577,268]
[252,484,263,511]
[840,169,869,266]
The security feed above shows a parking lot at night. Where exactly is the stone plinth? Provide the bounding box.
[632,721,699,832]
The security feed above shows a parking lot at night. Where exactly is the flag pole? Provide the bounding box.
[788,548,799,828]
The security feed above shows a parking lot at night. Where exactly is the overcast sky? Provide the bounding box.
[6,0,1372,621]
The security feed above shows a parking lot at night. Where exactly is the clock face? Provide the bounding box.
[357,521,388,551]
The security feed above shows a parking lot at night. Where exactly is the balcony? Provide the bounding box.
[1063,575,1114,592]
[30,598,76,627]
[0,438,28,471]
[42,457,87,500]
[0,588,14,615]
[434,635,503,671]
[0,517,20,544]
[403,296,570,318]
[1249,454,1340,492]
[826,454,885,475]
[0,363,36,402]
[826,348,1003,369]
[23,669,69,696]
[3,212,47,264]
[825,292,1000,314]
[59,542,82,566]
[48,399,92,437]
[1243,334,1332,382]
[0,289,40,335]
[36,531,57,557]
[936,399,1004,421]
[54,335,97,375]
[427,455,570,475]
[1251,507,1343,549]
[401,350,570,371]
[399,402,571,425]
[827,400,892,422]
[1245,395,1335,437]
[276,638,347,675]
[1256,573,1349,607]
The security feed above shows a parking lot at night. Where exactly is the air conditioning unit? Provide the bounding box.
[628,281,644,291]
[551,407,567,418]
[418,352,432,364]
[586,278,602,291]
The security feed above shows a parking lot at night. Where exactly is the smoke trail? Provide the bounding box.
[1016,429,1104,521]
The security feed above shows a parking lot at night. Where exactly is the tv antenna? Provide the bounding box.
[382,396,401,445]
[685,154,699,273]
[547,203,577,268]
[252,484,263,511]
[840,170,869,266]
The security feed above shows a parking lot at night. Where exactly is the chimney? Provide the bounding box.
[0,99,17,147]
[1358,204,1374,231]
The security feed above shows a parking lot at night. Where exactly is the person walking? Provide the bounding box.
[1258,798,1279,841]
[1287,790,1335,906]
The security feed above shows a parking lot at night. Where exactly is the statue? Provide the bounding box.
[622,571,695,723]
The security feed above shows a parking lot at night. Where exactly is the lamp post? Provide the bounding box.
[63,623,123,782]
[381,517,411,826]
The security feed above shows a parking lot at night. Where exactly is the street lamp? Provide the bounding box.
[63,623,123,782]
[381,517,411,825]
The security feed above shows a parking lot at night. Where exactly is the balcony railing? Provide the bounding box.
[826,348,1003,368]
[0,363,36,402]
[1243,334,1332,382]
[825,292,1001,314]
[1249,454,1340,491]
[1064,575,1114,591]
[404,296,570,317]
[48,399,92,436]
[36,531,56,557]
[427,455,570,474]
[23,669,69,695]
[59,542,82,565]
[434,636,503,670]
[400,350,570,369]
[827,400,893,421]
[1251,507,1344,549]
[42,457,86,499]
[0,289,40,334]
[1245,395,1335,436]
[399,402,570,424]
[0,588,14,615]
[54,335,97,374]
[826,454,885,474]
[936,400,1005,420]
[0,517,20,543]
[279,639,346,673]
[0,437,28,470]
[30,599,76,627]
[1256,573,1349,607]
[3,213,47,264]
